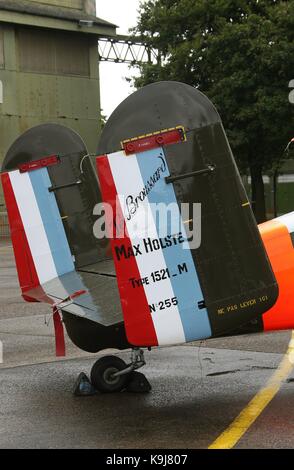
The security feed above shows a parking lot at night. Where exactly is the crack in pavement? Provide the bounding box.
[207,365,276,377]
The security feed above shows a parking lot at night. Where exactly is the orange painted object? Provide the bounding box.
[259,218,294,331]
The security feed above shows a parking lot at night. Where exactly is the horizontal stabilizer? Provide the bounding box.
[24,263,122,326]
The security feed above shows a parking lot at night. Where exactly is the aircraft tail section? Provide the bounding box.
[1,123,108,300]
[97,81,279,347]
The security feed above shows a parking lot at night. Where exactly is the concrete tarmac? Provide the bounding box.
[0,241,294,449]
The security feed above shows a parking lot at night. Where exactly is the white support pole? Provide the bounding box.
[289,79,294,104]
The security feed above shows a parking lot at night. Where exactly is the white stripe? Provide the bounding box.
[10,170,58,284]
[108,151,185,346]
[277,212,294,233]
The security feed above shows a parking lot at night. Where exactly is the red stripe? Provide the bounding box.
[96,155,158,347]
[1,173,40,294]
[53,306,66,357]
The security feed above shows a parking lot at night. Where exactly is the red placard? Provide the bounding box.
[18,155,60,173]
[122,127,186,156]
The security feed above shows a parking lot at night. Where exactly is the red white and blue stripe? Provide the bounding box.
[1,168,96,319]
[6,167,74,285]
[1,165,100,357]
[97,148,212,347]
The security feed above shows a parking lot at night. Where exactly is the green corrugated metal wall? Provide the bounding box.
[0,0,113,205]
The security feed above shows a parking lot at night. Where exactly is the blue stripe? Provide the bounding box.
[135,148,212,341]
[29,168,74,277]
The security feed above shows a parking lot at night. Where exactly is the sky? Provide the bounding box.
[96,0,144,118]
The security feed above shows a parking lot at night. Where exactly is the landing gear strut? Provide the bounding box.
[90,348,151,393]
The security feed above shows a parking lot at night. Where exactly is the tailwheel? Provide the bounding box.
[90,355,129,393]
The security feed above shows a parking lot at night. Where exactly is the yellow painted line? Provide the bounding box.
[208,330,294,449]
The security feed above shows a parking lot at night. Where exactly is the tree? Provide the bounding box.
[132,0,294,222]
[100,109,107,129]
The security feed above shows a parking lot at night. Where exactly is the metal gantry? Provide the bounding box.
[98,35,159,65]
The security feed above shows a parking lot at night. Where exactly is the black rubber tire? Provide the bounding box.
[90,355,128,393]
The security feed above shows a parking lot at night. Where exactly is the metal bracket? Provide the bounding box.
[48,180,82,192]
[165,164,216,184]
[198,300,206,310]
[111,348,146,378]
